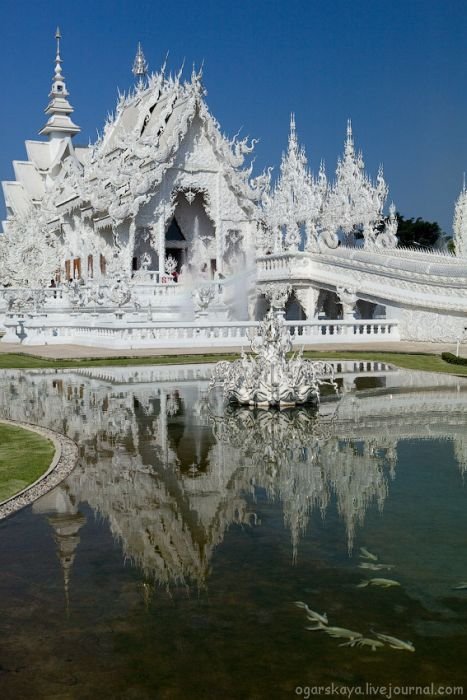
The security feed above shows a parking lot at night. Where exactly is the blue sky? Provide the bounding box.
[1,0,466,233]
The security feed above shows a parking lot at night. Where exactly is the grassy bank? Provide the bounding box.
[0,423,55,503]
[0,350,466,376]
[0,352,238,370]
[304,350,467,376]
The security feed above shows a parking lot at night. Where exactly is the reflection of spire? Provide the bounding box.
[48,510,86,617]
[39,27,81,139]
[211,406,392,558]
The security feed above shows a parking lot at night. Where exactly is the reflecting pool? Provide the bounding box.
[0,362,467,699]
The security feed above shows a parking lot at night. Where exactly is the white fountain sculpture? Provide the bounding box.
[210,309,338,407]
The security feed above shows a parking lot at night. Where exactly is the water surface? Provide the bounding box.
[0,363,467,699]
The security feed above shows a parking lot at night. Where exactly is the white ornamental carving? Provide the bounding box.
[192,285,216,316]
[165,254,178,276]
[321,121,394,249]
[453,182,467,258]
[109,276,132,307]
[262,283,292,310]
[210,309,338,406]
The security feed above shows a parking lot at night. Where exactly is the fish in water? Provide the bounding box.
[306,610,328,625]
[359,547,378,562]
[359,562,394,571]
[293,601,328,625]
[340,637,385,651]
[305,622,327,632]
[324,626,363,640]
[452,582,467,590]
[373,632,415,652]
[356,578,401,588]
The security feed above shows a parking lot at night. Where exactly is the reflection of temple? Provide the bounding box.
[33,485,86,612]
[0,364,466,591]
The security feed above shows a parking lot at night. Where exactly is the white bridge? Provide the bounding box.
[256,247,467,344]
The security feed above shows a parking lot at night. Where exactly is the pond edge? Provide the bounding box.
[0,419,79,520]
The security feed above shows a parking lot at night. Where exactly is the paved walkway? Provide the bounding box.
[0,340,457,359]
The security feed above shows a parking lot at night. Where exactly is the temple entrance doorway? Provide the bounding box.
[165,218,187,277]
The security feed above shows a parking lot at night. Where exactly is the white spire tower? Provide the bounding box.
[132,42,148,85]
[453,176,467,258]
[39,27,80,140]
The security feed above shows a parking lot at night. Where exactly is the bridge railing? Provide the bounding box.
[285,319,400,343]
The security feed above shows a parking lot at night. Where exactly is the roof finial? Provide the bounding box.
[290,112,296,135]
[132,42,148,80]
[54,27,63,81]
[39,27,80,139]
[345,118,354,156]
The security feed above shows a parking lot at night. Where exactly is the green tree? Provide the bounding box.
[396,213,444,249]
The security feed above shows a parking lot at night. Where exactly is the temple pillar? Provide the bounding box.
[157,219,165,279]
[294,287,320,320]
[216,173,223,274]
[336,286,358,320]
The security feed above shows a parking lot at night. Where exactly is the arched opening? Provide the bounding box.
[285,292,306,320]
[169,191,217,279]
[356,300,381,319]
[317,290,341,319]
[165,218,187,275]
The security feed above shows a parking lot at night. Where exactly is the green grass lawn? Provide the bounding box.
[0,424,55,503]
[0,350,466,376]
[303,350,467,376]
[0,352,238,369]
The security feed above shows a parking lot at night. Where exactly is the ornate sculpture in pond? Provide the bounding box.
[210,309,338,406]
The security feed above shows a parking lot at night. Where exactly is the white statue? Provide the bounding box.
[210,309,338,407]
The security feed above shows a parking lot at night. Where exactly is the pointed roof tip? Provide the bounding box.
[55,26,62,64]
[161,50,169,76]
[290,112,296,132]
[39,26,81,138]
[346,118,353,139]
[190,60,204,84]
[132,41,148,79]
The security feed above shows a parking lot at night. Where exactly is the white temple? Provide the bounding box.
[1,31,467,347]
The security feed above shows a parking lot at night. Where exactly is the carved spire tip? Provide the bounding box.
[39,25,81,138]
[132,41,148,79]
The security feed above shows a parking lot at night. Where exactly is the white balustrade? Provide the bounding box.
[15,317,399,348]
[285,319,399,343]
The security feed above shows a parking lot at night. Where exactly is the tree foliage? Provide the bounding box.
[396,213,444,249]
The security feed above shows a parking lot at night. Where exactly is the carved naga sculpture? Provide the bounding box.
[210,308,338,407]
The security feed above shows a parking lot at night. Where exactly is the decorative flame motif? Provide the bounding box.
[210,309,338,406]
[164,254,178,276]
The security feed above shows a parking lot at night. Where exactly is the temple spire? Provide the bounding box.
[39,27,80,139]
[54,27,63,81]
[290,112,296,137]
[345,119,354,157]
[132,42,148,81]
